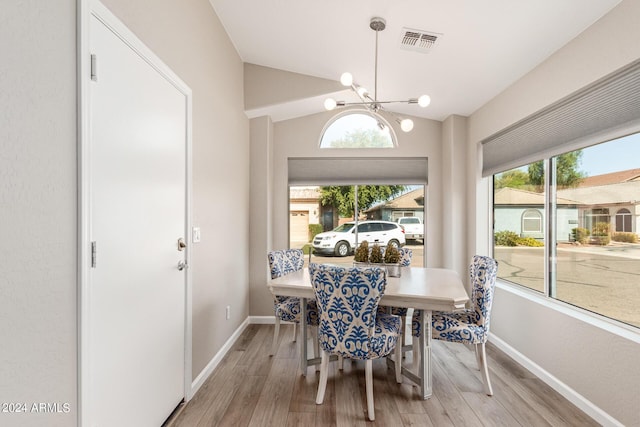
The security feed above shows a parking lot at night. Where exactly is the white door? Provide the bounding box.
[88,11,187,427]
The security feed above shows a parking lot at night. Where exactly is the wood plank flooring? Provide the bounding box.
[165,324,599,427]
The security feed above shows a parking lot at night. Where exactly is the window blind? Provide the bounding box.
[287,157,428,185]
[482,59,640,177]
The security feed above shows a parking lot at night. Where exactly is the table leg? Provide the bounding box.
[419,309,433,399]
[300,297,308,376]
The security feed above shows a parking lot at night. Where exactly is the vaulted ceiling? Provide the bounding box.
[210,0,621,122]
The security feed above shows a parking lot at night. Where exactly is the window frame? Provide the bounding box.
[318,109,397,149]
[521,209,543,233]
[615,208,632,232]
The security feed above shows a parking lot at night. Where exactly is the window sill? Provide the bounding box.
[495,278,640,344]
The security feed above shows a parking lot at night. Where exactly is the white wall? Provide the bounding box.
[0,2,77,427]
[101,0,250,381]
[468,1,640,424]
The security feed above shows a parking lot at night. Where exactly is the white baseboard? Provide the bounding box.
[249,315,276,324]
[489,334,623,427]
[190,317,250,398]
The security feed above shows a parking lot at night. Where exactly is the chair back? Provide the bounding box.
[267,249,304,280]
[309,263,387,359]
[468,255,499,330]
[399,247,413,266]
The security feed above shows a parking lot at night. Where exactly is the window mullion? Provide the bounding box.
[546,158,557,298]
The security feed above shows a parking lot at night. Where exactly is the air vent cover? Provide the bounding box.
[400,28,442,53]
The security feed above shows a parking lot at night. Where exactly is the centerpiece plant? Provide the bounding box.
[369,244,384,264]
[383,245,400,264]
[354,241,370,263]
[383,244,402,277]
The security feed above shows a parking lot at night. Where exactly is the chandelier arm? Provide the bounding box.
[336,99,416,106]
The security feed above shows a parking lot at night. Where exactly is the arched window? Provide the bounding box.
[522,209,542,233]
[319,111,396,148]
[616,208,632,232]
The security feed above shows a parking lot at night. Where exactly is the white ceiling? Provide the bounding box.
[209,0,621,122]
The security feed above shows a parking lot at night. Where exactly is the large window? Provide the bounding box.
[493,134,640,328]
[288,185,425,268]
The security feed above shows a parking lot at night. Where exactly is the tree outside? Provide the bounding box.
[527,151,586,188]
[319,185,405,218]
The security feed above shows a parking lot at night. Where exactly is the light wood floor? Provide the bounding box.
[165,324,599,426]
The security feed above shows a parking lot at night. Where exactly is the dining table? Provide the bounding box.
[268,265,469,399]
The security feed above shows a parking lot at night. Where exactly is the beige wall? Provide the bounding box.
[0,2,77,427]
[100,0,250,380]
[468,1,640,424]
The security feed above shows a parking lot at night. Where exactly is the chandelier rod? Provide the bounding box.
[374,24,379,103]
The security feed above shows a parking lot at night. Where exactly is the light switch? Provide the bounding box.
[192,227,201,243]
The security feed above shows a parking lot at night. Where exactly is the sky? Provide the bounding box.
[580,132,640,176]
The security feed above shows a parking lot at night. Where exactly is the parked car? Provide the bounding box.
[396,217,424,242]
[312,220,406,257]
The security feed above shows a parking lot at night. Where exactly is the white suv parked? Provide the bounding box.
[312,220,406,257]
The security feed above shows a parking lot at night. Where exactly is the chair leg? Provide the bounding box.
[365,359,375,421]
[395,339,403,384]
[338,355,344,371]
[292,322,297,342]
[477,343,493,396]
[316,350,330,404]
[312,326,320,372]
[271,316,280,356]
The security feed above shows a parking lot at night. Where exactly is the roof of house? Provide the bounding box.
[577,168,640,187]
[289,186,320,201]
[557,181,640,205]
[494,187,577,206]
[365,187,424,212]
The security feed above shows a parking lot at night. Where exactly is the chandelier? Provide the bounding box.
[324,17,431,133]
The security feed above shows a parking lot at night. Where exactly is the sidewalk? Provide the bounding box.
[557,242,640,260]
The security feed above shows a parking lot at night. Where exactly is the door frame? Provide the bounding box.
[77,1,193,425]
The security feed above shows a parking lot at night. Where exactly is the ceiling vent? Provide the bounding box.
[399,28,442,53]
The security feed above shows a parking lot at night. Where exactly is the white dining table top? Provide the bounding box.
[268,266,469,312]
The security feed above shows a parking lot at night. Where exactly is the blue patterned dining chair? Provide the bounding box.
[310,263,402,421]
[267,249,319,357]
[398,247,413,267]
[411,255,499,395]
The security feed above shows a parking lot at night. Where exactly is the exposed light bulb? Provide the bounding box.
[356,86,369,98]
[418,95,431,108]
[324,98,337,111]
[400,118,414,132]
[340,72,353,87]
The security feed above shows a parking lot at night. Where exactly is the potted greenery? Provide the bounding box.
[383,245,401,277]
[369,244,384,265]
[353,241,370,266]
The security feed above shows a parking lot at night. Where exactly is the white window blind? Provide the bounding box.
[287,157,428,185]
[482,59,640,177]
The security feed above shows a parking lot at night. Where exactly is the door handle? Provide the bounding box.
[177,260,188,271]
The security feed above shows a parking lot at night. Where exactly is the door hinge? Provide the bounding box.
[90,54,97,81]
[91,241,97,268]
